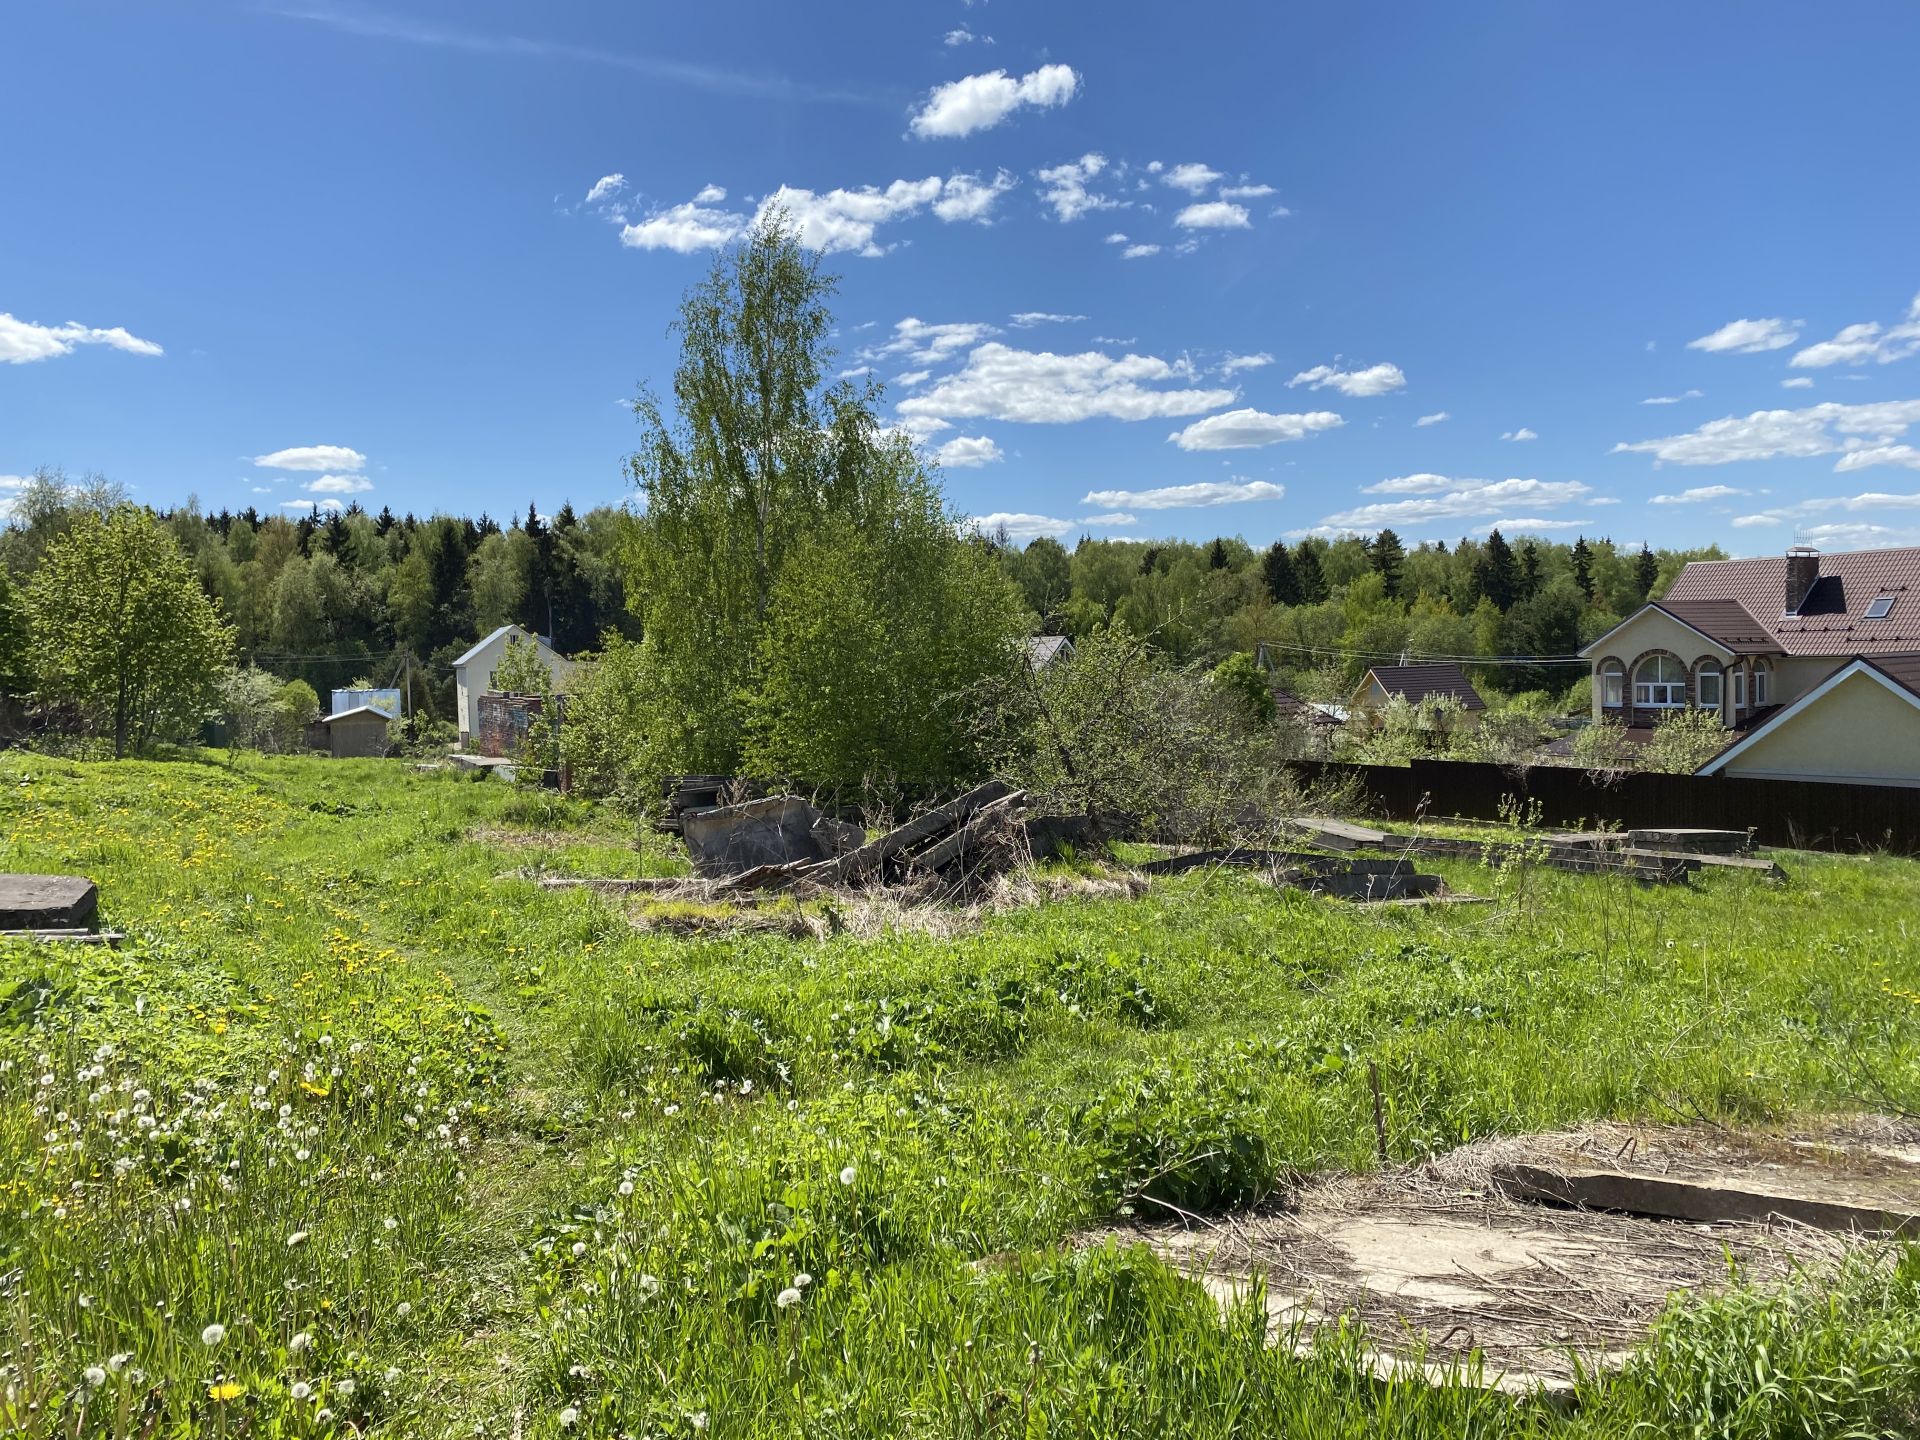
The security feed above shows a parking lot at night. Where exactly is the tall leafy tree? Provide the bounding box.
[27,506,234,756]
[625,213,1026,782]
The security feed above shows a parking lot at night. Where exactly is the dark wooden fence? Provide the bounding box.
[1286,758,1920,855]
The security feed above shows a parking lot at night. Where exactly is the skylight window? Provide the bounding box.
[1865,596,1897,620]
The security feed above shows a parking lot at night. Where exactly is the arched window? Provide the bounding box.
[1751,659,1773,706]
[1600,660,1625,708]
[1695,660,1723,710]
[1633,654,1686,707]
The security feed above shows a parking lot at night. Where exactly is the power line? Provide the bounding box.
[1255,638,1588,667]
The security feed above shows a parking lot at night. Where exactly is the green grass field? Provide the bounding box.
[4,753,1919,1438]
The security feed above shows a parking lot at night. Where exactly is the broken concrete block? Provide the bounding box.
[681,796,836,877]
[0,875,98,931]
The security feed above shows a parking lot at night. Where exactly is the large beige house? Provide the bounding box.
[1580,544,1920,785]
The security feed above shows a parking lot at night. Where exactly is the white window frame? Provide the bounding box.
[1733,668,1747,710]
[1696,663,1723,710]
[1752,663,1771,706]
[1600,661,1625,708]
[1633,654,1686,708]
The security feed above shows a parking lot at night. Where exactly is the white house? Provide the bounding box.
[452,625,577,747]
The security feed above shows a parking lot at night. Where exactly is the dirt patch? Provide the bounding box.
[1090,1131,1881,1393]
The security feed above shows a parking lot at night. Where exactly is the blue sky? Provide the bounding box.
[6,2,1920,553]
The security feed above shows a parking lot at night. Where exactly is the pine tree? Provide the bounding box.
[1571,535,1594,598]
[1261,541,1300,606]
[1368,528,1405,599]
[1473,529,1519,610]
[1293,542,1327,603]
[1517,539,1542,602]
[1207,537,1229,570]
[1633,544,1659,601]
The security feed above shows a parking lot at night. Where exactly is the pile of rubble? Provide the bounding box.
[677,779,1037,898]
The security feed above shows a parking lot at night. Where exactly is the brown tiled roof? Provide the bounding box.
[1651,599,1776,654]
[1863,652,1920,700]
[1663,547,1920,655]
[1364,662,1486,710]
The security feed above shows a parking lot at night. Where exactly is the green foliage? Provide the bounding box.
[1643,706,1732,774]
[0,568,28,702]
[26,506,234,756]
[218,664,309,752]
[1570,716,1637,770]
[279,678,320,729]
[623,215,1028,796]
[1210,651,1276,724]
[1002,626,1306,841]
[557,632,651,806]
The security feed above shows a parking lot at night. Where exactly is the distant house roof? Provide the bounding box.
[1028,635,1074,669]
[1650,599,1778,654]
[1696,652,1920,775]
[1361,662,1486,711]
[453,624,563,668]
[318,705,392,725]
[1662,546,1920,656]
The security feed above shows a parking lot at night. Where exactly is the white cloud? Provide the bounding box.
[1414,411,1449,427]
[1686,317,1800,354]
[1160,162,1223,194]
[583,173,626,205]
[1612,398,1920,468]
[1120,243,1161,259]
[0,312,163,364]
[931,170,1017,223]
[1217,352,1273,376]
[1642,389,1703,405]
[1083,479,1285,509]
[862,317,998,365]
[943,25,982,46]
[1080,511,1136,526]
[893,369,931,387]
[1501,427,1538,442]
[620,198,748,252]
[1782,377,1815,389]
[305,475,374,495]
[1651,485,1746,504]
[909,64,1079,139]
[280,498,344,512]
[1219,183,1276,200]
[934,435,1004,468]
[1362,473,1455,495]
[622,173,1009,255]
[1009,311,1085,328]
[1174,201,1250,230]
[1834,443,1920,473]
[897,343,1236,426]
[1168,407,1345,450]
[1791,295,1920,369]
[1730,513,1781,529]
[1288,362,1406,397]
[973,511,1076,540]
[253,445,367,472]
[1035,153,1118,221]
[1103,232,1129,244]
[1319,477,1592,530]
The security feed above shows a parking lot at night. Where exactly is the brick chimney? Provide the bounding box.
[1785,545,1820,615]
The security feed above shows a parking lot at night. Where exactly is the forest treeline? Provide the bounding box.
[0,216,1721,798]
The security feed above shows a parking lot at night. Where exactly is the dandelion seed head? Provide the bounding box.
[200,1323,225,1347]
[82,1366,107,1388]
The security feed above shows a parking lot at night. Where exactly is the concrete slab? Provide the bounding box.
[1095,1160,1849,1395]
[1485,1117,1920,1234]
[0,874,98,930]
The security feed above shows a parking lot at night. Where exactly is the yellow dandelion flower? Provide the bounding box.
[208,1381,246,1401]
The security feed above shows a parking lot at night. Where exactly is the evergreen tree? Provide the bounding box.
[1571,535,1594,598]
[1368,528,1406,599]
[1517,539,1542,602]
[1261,541,1301,606]
[1633,544,1659,601]
[1473,529,1519,610]
[1207,537,1229,570]
[1293,542,1328,603]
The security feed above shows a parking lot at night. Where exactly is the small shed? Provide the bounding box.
[313,705,393,759]
[1028,635,1075,670]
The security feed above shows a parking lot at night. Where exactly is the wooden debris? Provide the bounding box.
[0,929,125,946]
[803,780,1015,885]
